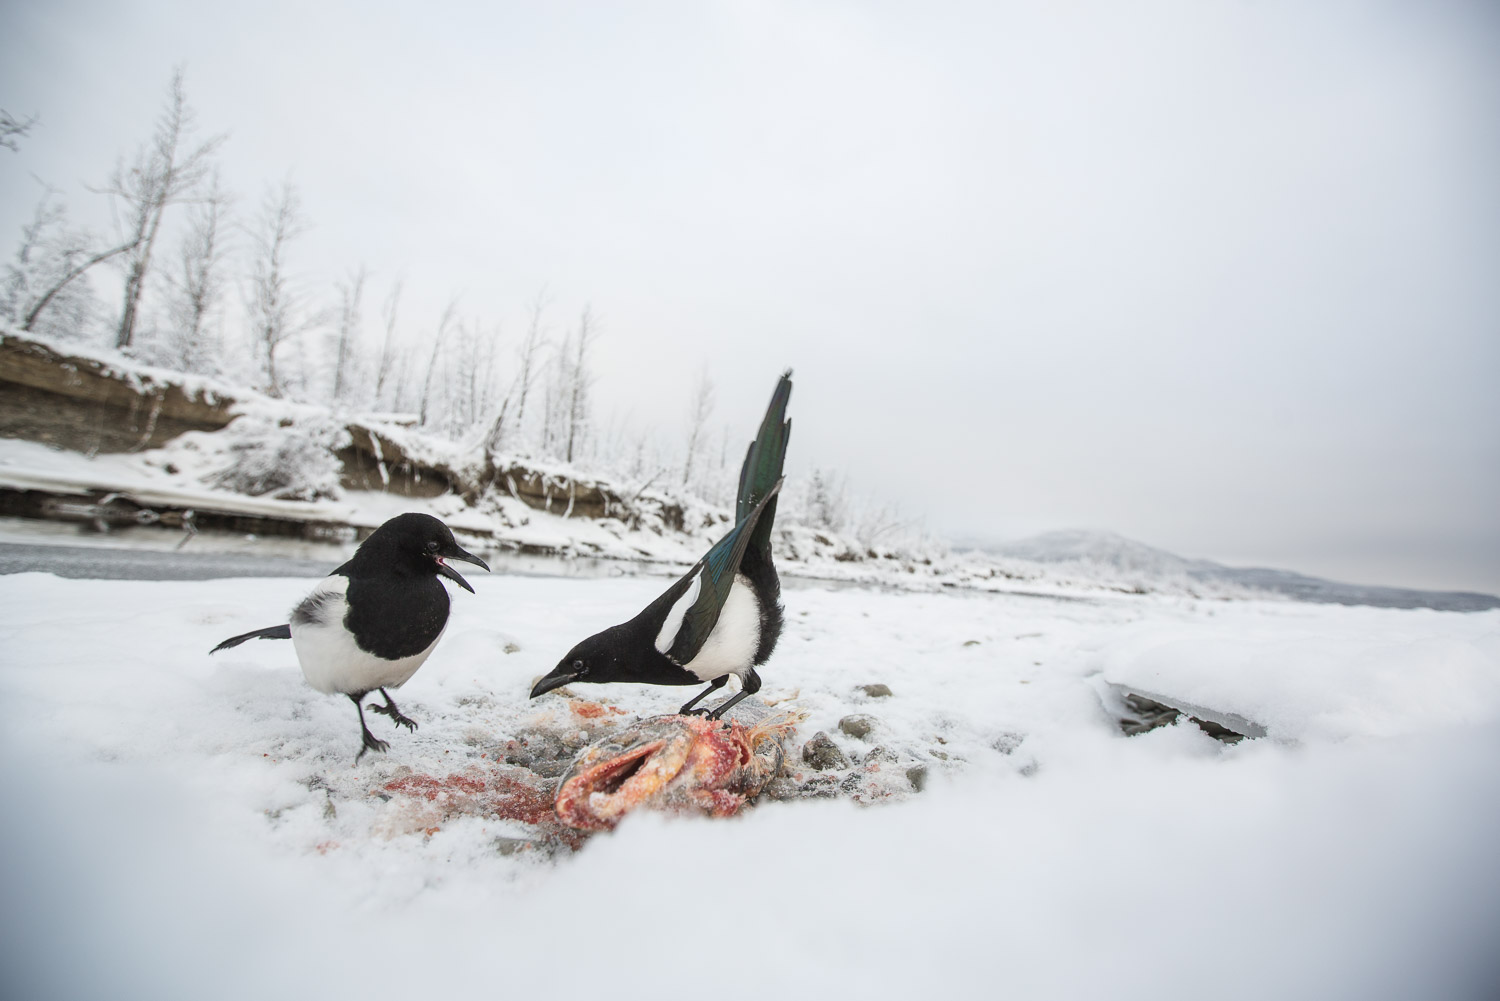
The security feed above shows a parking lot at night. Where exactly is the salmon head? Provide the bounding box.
[554,711,803,831]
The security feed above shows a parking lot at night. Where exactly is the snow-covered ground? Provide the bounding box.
[2,565,1498,1000]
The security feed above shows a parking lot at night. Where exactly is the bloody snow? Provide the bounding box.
[1,560,1497,1001]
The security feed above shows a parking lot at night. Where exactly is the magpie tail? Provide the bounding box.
[737,370,792,555]
[210,623,292,653]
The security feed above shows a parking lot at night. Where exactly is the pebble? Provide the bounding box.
[906,764,929,791]
[991,732,1025,755]
[493,837,532,856]
[838,714,878,740]
[859,684,893,698]
[801,731,851,771]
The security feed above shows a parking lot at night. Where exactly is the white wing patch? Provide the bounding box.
[682,573,761,683]
[655,569,703,655]
[289,576,444,695]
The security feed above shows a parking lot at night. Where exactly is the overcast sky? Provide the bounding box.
[3,0,1497,593]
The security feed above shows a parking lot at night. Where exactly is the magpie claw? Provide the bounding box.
[369,702,419,732]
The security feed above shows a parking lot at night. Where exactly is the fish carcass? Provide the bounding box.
[554,699,803,831]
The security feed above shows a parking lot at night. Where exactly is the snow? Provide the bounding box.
[2,566,1498,1000]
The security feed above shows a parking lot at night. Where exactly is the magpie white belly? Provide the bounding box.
[680,574,761,683]
[291,618,443,694]
[288,577,445,695]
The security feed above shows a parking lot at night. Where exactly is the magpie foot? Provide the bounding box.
[350,693,392,763]
[355,729,389,764]
[369,690,418,732]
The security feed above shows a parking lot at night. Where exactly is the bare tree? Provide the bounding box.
[246,179,310,397]
[681,367,716,487]
[513,291,550,433]
[4,189,135,337]
[563,307,598,464]
[161,170,232,371]
[418,297,459,427]
[374,279,403,408]
[1,109,38,153]
[816,469,851,531]
[331,265,368,403]
[103,67,226,350]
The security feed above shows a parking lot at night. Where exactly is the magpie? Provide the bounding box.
[210,512,490,761]
[530,371,792,719]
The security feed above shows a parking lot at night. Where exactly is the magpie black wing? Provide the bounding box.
[665,477,784,665]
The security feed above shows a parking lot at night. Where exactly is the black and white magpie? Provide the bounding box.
[210,512,490,761]
[530,371,792,719]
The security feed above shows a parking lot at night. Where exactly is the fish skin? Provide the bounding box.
[554,710,802,831]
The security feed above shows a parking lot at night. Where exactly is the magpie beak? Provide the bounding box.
[530,663,581,699]
[433,545,489,593]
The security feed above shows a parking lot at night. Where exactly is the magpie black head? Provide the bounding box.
[348,512,491,592]
[532,627,620,698]
[531,622,668,698]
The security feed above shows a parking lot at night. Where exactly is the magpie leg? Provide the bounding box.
[705,668,762,721]
[679,676,728,716]
[350,694,389,764]
[705,689,752,720]
[367,687,419,732]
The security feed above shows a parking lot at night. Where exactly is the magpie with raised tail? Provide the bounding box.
[210,512,490,761]
[531,371,792,719]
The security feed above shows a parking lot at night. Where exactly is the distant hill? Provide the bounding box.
[969,530,1500,612]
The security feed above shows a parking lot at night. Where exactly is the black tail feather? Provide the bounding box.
[210,623,292,653]
[738,370,792,557]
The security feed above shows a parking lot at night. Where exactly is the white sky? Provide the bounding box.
[3,0,1497,593]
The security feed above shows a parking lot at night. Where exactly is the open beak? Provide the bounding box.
[530,665,580,699]
[435,544,490,594]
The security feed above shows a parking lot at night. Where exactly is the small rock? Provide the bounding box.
[838,714,878,740]
[801,731,851,771]
[991,732,1025,755]
[906,764,928,792]
[862,745,898,766]
[322,795,337,820]
[493,836,532,856]
[503,642,522,655]
[962,639,981,647]
[859,684,893,698]
[764,774,843,801]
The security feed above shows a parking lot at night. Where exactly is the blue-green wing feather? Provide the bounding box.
[666,477,783,664]
[738,371,792,558]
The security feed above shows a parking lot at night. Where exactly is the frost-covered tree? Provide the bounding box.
[481,297,550,454]
[555,307,598,464]
[154,170,232,373]
[373,280,404,410]
[103,67,226,350]
[246,179,311,397]
[330,265,367,404]
[804,468,850,532]
[681,367,715,488]
[511,293,549,437]
[1,109,38,153]
[418,297,459,427]
[3,190,133,338]
[209,412,350,500]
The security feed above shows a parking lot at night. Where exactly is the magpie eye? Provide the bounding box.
[425,540,441,554]
[573,659,588,676]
